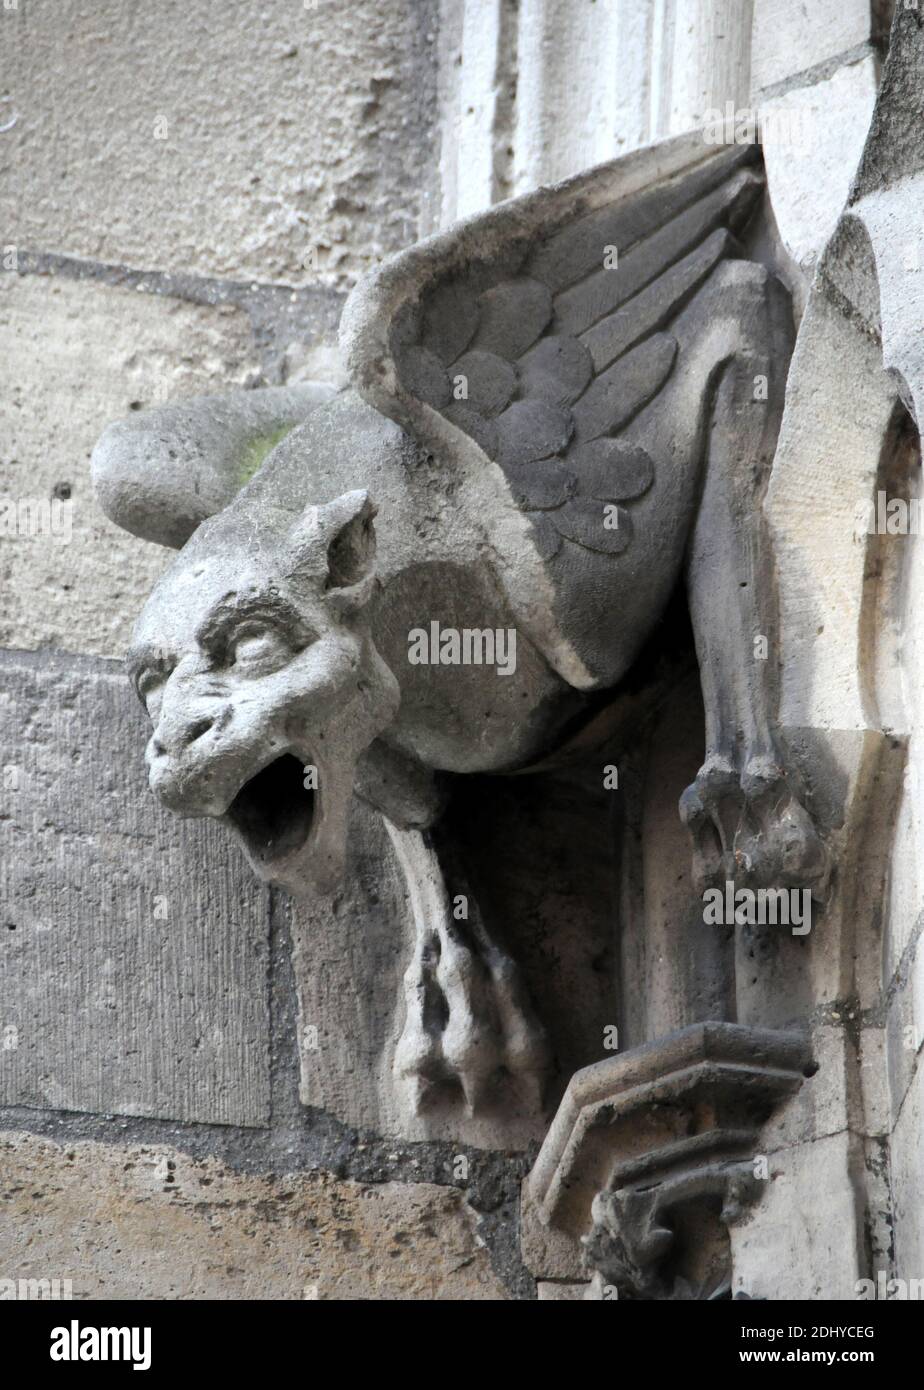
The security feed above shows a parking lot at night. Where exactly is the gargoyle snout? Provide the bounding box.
[150,713,216,757]
[147,684,232,768]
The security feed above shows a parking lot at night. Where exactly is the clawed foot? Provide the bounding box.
[384,822,549,1121]
[679,753,828,897]
[394,921,549,1118]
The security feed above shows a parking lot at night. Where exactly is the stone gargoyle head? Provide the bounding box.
[126,485,399,895]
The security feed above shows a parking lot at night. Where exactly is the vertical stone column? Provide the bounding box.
[439,0,756,212]
[732,4,924,1300]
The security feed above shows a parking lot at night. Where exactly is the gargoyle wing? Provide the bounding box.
[341,131,762,561]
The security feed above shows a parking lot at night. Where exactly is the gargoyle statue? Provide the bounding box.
[92,131,826,1121]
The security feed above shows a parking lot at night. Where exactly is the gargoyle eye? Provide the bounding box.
[227,623,292,671]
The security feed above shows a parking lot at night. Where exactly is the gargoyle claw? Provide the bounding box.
[388,822,550,1120]
[680,753,828,898]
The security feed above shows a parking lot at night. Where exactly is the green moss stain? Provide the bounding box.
[237,426,294,486]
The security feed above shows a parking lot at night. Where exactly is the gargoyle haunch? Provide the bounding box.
[93,131,827,1118]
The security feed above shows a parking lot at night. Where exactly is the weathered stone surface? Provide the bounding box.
[518,335,591,406]
[757,1025,852,1150]
[435,0,519,224]
[395,345,451,409]
[570,332,677,443]
[0,651,271,1126]
[554,176,754,338]
[883,926,924,1131]
[745,6,924,1305]
[579,227,732,373]
[751,0,875,95]
[472,278,551,359]
[760,59,879,270]
[0,273,261,657]
[92,383,338,549]
[729,1133,865,1301]
[508,0,752,194]
[494,399,573,466]
[452,351,516,417]
[762,278,901,1026]
[0,1132,508,1300]
[521,1023,810,1293]
[889,1056,924,1289]
[0,0,439,289]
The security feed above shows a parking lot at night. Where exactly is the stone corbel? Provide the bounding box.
[520,1023,813,1300]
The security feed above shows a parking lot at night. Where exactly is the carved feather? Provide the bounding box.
[341,135,764,561]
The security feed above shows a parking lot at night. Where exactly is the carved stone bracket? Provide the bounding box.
[520,1022,812,1300]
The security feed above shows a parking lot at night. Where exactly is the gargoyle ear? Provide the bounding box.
[285,489,378,611]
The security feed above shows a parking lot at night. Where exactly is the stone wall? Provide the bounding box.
[1,0,917,1303]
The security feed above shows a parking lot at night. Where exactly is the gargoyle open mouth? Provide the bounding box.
[225,753,315,866]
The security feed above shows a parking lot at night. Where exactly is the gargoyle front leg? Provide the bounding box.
[383,818,550,1118]
[681,271,827,896]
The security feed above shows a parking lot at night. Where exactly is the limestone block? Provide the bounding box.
[883,932,924,1129]
[882,649,924,977]
[889,1057,924,1287]
[754,9,924,1300]
[759,59,879,271]
[0,651,271,1126]
[845,11,924,1189]
[878,773,920,966]
[751,0,874,95]
[730,1132,865,1300]
[0,0,438,288]
[913,939,924,1065]
[757,1025,852,1151]
[0,1132,508,1300]
[0,273,261,657]
[858,1025,891,1141]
